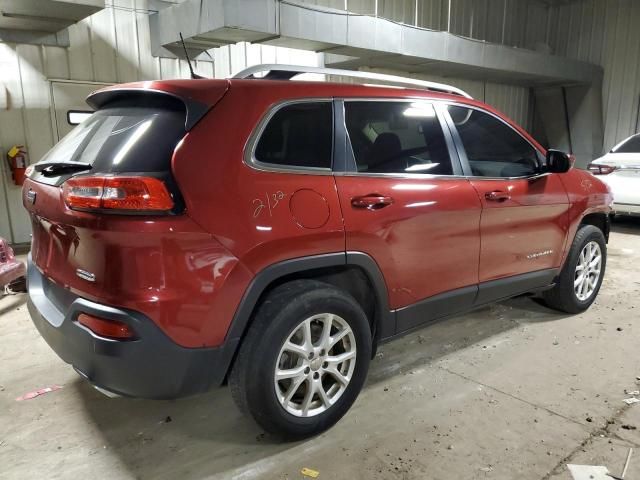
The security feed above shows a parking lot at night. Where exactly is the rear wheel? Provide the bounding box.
[7,276,27,293]
[542,225,606,313]
[229,280,371,439]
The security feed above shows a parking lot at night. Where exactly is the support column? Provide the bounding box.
[534,79,604,168]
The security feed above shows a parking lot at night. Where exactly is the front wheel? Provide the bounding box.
[542,224,607,313]
[229,280,372,439]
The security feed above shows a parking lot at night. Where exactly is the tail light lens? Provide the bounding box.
[587,163,617,175]
[78,313,136,340]
[62,176,173,213]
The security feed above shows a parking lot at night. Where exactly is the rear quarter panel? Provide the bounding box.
[171,82,346,276]
[23,177,253,348]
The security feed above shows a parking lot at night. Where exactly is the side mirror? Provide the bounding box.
[546,149,572,174]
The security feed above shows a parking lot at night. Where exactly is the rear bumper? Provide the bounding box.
[598,174,640,214]
[612,202,640,215]
[27,256,238,399]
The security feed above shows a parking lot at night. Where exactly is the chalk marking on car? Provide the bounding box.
[253,190,286,218]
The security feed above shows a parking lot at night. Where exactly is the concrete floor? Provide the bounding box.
[2,220,640,480]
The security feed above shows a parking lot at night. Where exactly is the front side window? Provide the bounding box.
[447,105,540,178]
[612,134,640,154]
[345,101,454,175]
[254,102,333,169]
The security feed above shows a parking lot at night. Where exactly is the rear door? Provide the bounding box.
[334,99,482,335]
[443,104,569,302]
[228,99,346,273]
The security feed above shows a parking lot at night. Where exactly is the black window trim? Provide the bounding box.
[244,98,335,175]
[336,98,465,179]
[244,97,545,180]
[440,101,547,181]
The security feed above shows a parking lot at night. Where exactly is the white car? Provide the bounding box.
[589,133,640,216]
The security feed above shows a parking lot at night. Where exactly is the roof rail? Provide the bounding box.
[232,64,473,99]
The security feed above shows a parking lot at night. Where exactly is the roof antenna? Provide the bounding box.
[179,32,204,79]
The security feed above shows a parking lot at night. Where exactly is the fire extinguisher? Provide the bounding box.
[6,145,28,186]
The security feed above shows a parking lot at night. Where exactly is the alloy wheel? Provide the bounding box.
[274,313,357,417]
[574,240,602,301]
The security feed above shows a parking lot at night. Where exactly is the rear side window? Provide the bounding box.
[612,135,640,153]
[254,102,333,169]
[39,105,185,174]
[447,105,540,178]
[345,101,454,175]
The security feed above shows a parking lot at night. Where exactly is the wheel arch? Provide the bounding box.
[580,211,610,243]
[558,209,610,275]
[220,252,393,382]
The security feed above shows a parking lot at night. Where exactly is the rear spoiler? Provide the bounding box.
[86,88,212,131]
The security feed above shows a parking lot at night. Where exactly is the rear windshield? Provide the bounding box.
[612,135,640,154]
[33,104,186,185]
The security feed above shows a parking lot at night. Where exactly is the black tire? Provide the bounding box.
[542,224,607,313]
[7,276,27,293]
[228,279,372,439]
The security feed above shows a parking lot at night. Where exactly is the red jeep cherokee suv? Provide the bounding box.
[23,65,611,438]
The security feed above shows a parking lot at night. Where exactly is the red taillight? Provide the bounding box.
[587,163,617,175]
[62,176,174,212]
[77,313,136,340]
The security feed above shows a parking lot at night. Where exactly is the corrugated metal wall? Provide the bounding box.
[299,0,552,49]
[547,0,640,152]
[299,0,640,151]
[292,0,538,140]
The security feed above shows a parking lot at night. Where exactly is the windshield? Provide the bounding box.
[33,105,186,186]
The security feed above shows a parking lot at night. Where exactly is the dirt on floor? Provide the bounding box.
[1,219,640,480]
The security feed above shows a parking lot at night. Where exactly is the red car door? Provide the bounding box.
[442,104,570,303]
[335,100,482,334]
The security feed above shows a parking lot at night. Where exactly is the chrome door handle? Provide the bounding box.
[351,195,394,210]
[485,191,511,202]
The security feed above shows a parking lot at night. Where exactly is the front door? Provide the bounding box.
[335,100,482,335]
[443,104,570,302]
